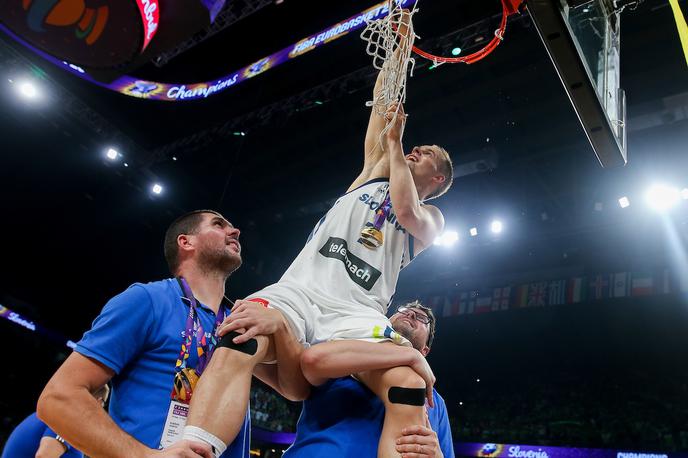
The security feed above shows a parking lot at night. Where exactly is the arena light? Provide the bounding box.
[14,80,39,99]
[434,230,459,247]
[106,148,119,160]
[490,220,503,234]
[618,196,630,208]
[646,184,680,212]
[451,47,462,56]
[469,227,478,237]
[152,183,163,195]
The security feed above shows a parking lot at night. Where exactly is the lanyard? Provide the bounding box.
[174,277,230,376]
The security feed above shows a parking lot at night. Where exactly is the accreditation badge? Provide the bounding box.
[160,400,189,448]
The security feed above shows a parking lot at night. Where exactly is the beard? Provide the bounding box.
[391,318,422,351]
[197,244,242,277]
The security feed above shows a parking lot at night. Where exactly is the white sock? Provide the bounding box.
[182,425,227,458]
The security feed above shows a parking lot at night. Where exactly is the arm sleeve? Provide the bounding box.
[75,284,155,374]
[430,392,455,458]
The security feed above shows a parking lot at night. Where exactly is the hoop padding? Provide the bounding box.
[412,0,523,65]
[360,1,419,121]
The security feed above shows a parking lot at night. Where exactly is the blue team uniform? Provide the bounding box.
[2,412,82,458]
[284,377,454,457]
[75,278,250,458]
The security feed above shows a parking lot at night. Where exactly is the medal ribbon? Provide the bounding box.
[174,277,229,376]
[371,192,392,231]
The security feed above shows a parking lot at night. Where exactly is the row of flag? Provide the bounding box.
[420,269,688,318]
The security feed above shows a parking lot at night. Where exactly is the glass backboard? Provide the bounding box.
[527,0,627,167]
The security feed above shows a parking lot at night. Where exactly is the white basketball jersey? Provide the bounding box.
[280,178,416,315]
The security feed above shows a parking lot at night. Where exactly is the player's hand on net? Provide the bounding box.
[384,102,407,145]
[395,412,443,458]
[409,350,436,408]
[218,299,284,344]
[152,440,213,458]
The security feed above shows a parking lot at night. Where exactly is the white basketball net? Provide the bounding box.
[360,1,419,124]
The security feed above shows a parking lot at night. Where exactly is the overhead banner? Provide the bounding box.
[455,442,688,458]
[1,303,76,348]
[1,0,415,101]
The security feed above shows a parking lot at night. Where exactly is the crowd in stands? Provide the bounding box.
[248,368,688,452]
[450,369,688,452]
[250,384,300,432]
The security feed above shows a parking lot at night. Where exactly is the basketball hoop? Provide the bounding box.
[412,0,523,65]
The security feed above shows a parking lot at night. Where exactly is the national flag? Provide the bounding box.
[442,295,453,317]
[631,274,654,296]
[548,280,566,305]
[447,292,462,316]
[566,277,586,303]
[656,269,671,295]
[466,291,478,314]
[457,292,469,315]
[492,286,511,311]
[675,269,688,293]
[514,285,529,308]
[527,282,548,307]
[426,295,446,316]
[589,274,611,300]
[475,292,493,314]
[612,272,631,298]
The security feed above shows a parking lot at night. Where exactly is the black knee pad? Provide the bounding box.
[216,331,258,356]
[388,386,426,406]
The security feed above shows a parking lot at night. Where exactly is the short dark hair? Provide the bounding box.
[401,300,436,348]
[163,210,223,274]
[426,146,454,200]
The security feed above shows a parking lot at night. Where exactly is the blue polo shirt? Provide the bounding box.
[284,377,454,458]
[76,278,250,458]
[1,413,82,458]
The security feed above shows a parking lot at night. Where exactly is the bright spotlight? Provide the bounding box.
[152,183,163,195]
[618,196,630,208]
[646,184,679,211]
[106,148,119,160]
[469,227,478,237]
[451,47,462,56]
[17,81,38,99]
[434,230,459,247]
[490,220,503,234]
[682,188,688,200]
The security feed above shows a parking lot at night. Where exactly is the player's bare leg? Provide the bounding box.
[183,333,271,456]
[357,365,427,458]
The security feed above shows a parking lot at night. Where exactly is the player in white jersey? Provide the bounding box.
[182,65,454,458]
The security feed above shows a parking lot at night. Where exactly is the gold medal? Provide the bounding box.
[173,367,200,403]
[359,226,384,249]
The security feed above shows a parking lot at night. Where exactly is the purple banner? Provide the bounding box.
[455,442,688,458]
[0,303,76,348]
[251,427,295,445]
[0,303,37,331]
[1,0,415,102]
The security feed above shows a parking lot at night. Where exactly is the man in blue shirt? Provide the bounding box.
[3,385,109,458]
[288,301,455,458]
[37,210,305,458]
[2,413,82,458]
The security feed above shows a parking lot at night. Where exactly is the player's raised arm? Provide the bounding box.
[385,103,446,249]
[351,10,414,192]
